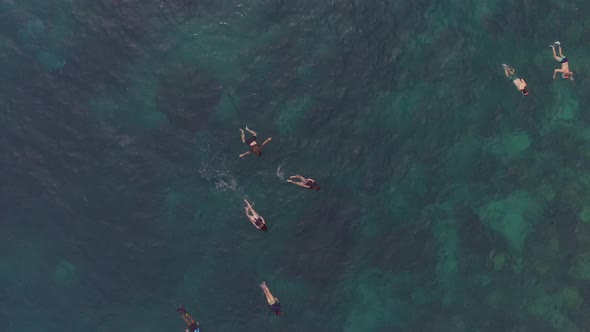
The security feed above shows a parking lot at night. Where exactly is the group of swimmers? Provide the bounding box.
[175,40,576,331]
[503,41,574,96]
[177,126,320,331]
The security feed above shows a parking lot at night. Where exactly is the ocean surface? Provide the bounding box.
[1,0,590,331]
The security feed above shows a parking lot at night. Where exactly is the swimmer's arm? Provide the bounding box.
[262,137,272,146]
[287,180,308,188]
[553,69,563,79]
[239,150,251,158]
[287,175,305,182]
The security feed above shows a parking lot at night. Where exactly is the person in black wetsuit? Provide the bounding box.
[244,199,268,231]
[239,126,272,158]
[287,175,321,191]
[260,281,282,316]
[176,305,201,332]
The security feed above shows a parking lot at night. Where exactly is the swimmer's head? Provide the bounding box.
[252,145,262,156]
[314,185,321,191]
[563,72,574,80]
[521,88,529,96]
[260,224,268,231]
[275,310,282,316]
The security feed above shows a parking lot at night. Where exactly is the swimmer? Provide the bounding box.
[239,126,272,158]
[549,41,574,80]
[176,305,201,332]
[502,64,528,95]
[244,199,267,231]
[260,281,282,316]
[287,175,321,191]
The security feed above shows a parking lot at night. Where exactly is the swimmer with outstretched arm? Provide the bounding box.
[287,175,321,191]
[176,305,201,332]
[239,126,272,158]
[549,41,574,80]
[502,64,528,96]
[244,199,267,231]
[260,281,282,316]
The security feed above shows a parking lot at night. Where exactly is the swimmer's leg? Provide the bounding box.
[549,45,561,62]
[558,45,565,58]
[180,314,191,325]
[245,126,257,136]
[185,313,196,325]
[240,128,246,143]
[260,282,275,304]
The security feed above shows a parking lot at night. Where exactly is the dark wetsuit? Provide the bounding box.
[188,322,201,332]
[304,180,318,190]
[269,300,281,314]
[254,217,264,228]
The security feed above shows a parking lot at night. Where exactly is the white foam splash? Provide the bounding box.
[276,162,285,181]
[199,153,238,192]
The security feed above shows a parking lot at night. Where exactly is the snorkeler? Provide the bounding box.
[260,281,282,316]
[239,126,272,158]
[244,199,267,231]
[176,305,201,332]
[502,64,528,95]
[549,41,574,80]
[287,175,321,191]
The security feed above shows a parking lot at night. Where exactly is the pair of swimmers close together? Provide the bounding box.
[178,126,320,329]
[243,174,319,231]
[177,282,281,331]
[503,41,574,96]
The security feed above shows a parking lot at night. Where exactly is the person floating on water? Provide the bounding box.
[176,305,201,332]
[239,126,272,158]
[502,64,528,96]
[287,175,321,191]
[549,41,574,80]
[244,199,267,231]
[260,281,282,316]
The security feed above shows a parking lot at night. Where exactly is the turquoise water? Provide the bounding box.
[1,0,590,331]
